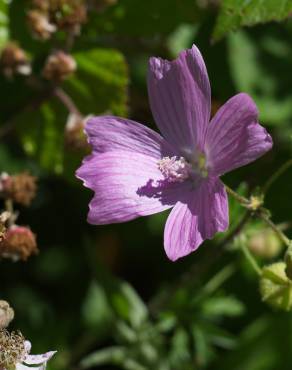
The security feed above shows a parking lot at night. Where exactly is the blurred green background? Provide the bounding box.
[1,1,292,369]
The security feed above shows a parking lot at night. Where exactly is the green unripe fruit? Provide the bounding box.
[260,262,292,311]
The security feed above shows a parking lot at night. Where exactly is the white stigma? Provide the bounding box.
[158,156,191,183]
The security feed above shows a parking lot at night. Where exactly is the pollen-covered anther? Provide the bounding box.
[158,156,191,183]
[0,330,26,369]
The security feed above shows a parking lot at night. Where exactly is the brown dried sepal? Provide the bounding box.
[1,172,37,207]
[64,114,90,151]
[27,9,56,40]
[0,301,14,330]
[42,51,76,81]
[0,43,31,78]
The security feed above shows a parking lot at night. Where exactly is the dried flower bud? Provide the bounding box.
[260,262,292,311]
[0,43,31,78]
[27,10,57,40]
[248,228,283,259]
[42,51,76,81]
[0,226,38,262]
[0,172,37,206]
[51,0,87,32]
[0,301,14,329]
[64,113,90,151]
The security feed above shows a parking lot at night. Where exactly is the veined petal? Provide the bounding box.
[76,151,191,224]
[164,178,228,261]
[205,93,273,176]
[24,351,57,365]
[148,45,211,152]
[85,116,175,159]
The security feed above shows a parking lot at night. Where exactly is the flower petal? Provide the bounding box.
[147,44,211,152]
[164,178,228,261]
[76,151,191,224]
[205,93,273,176]
[24,351,57,365]
[85,115,175,159]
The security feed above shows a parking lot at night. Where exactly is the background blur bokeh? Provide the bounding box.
[1,1,292,369]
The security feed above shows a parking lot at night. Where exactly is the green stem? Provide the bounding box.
[239,240,262,276]
[263,158,292,195]
[259,211,291,248]
[225,184,249,205]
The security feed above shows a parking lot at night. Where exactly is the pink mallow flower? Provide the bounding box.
[76,45,273,261]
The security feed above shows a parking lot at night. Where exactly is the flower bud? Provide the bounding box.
[51,0,87,32]
[0,301,14,329]
[0,43,31,79]
[0,172,37,206]
[248,228,283,259]
[42,51,76,81]
[27,10,56,40]
[0,226,38,262]
[260,262,292,310]
[64,113,90,151]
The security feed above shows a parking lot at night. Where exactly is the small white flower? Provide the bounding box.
[0,330,56,370]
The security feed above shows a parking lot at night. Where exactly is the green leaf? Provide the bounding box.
[82,282,114,332]
[80,346,126,368]
[213,0,292,41]
[15,48,128,176]
[228,30,292,126]
[111,282,148,328]
[0,0,9,49]
[202,296,245,318]
[65,48,128,117]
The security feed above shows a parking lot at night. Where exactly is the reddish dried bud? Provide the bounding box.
[0,226,38,262]
[64,113,90,151]
[0,43,31,78]
[42,51,76,81]
[0,172,37,206]
[51,0,87,31]
[27,10,56,40]
[0,301,14,329]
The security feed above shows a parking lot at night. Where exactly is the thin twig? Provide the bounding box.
[54,87,81,116]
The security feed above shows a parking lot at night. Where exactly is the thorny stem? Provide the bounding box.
[263,158,292,195]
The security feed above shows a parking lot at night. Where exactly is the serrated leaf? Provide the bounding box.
[65,48,128,117]
[213,0,292,41]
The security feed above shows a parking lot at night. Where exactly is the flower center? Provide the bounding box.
[158,153,208,183]
[0,330,26,369]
